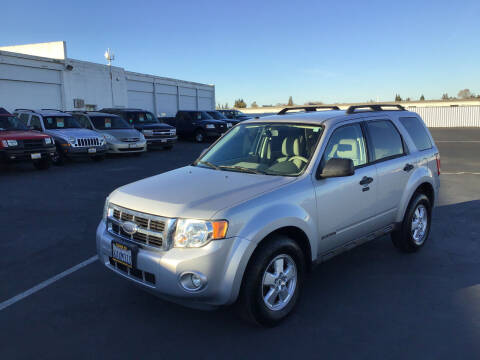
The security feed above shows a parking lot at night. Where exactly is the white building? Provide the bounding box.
[0,41,215,116]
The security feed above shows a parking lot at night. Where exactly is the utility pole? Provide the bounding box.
[104,49,115,107]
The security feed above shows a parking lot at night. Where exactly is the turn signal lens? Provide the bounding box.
[212,220,228,240]
[435,153,441,176]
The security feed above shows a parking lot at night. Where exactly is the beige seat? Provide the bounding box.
[328,139,360,166]
[275,136,306,168]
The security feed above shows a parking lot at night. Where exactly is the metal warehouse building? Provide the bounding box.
[0,41,215,116]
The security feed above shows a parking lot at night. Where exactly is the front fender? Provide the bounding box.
[396,166,435,223]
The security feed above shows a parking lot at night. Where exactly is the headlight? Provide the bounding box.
[139,133,146,140]
[67,137,76,144]
[103,134,115,142]
[143,130,153,136]
[205,124,215,129]
[44,137,52,145]
[174,219,228,248]
[227,123,232,128]
[99,137,106,145]
[4,140,18,147]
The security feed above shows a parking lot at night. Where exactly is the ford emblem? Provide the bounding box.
[122,221,138,235]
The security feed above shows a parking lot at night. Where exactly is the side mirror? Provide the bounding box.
[317,158,355,179]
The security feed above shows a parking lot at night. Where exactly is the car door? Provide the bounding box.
[313,122,378,256]
[364,118,412,226]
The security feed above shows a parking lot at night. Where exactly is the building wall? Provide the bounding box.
[0,48,215,115]
[0,41,67,60]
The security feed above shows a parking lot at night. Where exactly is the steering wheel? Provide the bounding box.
[288,156,309,164]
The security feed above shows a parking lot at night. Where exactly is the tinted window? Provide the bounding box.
[19,113,30,124]
[399,117,432,151]
[73,115,91,128]
[30,116,42,131]
[366,120,404,161]
[43,116,81,129]
[91,116,130,129]
[0,116,28,131]
[125,112,158,125]
[323,124,367,167]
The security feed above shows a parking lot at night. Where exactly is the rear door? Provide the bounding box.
[364,118,412,226]
[314,122,378,254]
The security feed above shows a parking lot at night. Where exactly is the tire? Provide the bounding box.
[391,193,432,253]
[52,151,66,166]
[194,129,206,143]
[33,158,51,170]
[237,235,305,327]
[91,155,105,162]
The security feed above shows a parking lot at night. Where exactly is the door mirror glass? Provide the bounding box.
[317,158,354,179]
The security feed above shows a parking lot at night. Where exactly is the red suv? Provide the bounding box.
[0,108,56,170]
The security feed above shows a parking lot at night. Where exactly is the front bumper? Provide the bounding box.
[108,141,147,154]
[145,136,177,146]
[0,146,56,162]
[96,220,255,307]
[61,144,108,157]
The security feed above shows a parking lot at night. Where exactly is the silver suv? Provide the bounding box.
[96,104,440,326]
[16,109,107,164]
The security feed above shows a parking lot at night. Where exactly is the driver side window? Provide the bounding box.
[323,124,367,167]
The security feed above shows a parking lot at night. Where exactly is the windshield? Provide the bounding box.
[44,116,81,130]
[125,112,158,125]
[0,116,28,131]
[196,123,323,176]
[208,111,228,120]
[91,116,130,130]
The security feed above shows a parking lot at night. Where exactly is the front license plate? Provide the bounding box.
[112,241,134,267]
[160,139,167,143]
[128,143,137,148]
[88,148,96,153]
[31,153,41,159]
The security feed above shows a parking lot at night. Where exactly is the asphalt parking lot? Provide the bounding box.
[1,129,480,360]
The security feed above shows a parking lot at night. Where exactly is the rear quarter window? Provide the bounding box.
[399,117,432,151]
[366,120,405,162]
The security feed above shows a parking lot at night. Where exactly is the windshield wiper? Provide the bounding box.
[218,165,265,175]
[196,160,221,170]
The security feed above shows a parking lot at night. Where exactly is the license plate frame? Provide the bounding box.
[31,153,41,159]
[88,148,96,154]
[111,241,138,268]
[128,143,137,148]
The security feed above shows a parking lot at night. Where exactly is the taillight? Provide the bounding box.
[435,153,441,175]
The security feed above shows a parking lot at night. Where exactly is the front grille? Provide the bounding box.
[109,257,156,285]
[108,205,170,249]
[23,139,44,149]
[76,138,100,147]
[120,137,140,143]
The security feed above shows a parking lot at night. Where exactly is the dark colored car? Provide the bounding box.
[218,109,251,121]
[99,108,177,149]
[164,111,228,143]
[0,112,56,170]
[207,111,238,126]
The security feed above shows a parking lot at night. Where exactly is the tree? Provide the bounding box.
[458,89,473,99]
[420,94,425,101]
[287,96,294,106]
[406,97,411,102]
[442,93,449,100]
[251,101,258,108]
[395,94,402,102]
[234,99,247,108]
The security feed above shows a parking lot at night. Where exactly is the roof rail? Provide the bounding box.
[14,108,37,113]
[346,104,405,114]
[41,108,68,113]
[278,106,340,115]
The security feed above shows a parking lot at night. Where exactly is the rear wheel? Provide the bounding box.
[238,235,305,327]
[33,158,50,170]
[391,193,432,252]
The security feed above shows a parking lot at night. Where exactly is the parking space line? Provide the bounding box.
[0,255,98,312]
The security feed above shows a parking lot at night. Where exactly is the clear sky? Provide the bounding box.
[2,0,479,106]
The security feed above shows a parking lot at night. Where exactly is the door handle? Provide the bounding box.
[359,176,373,185]
[403,163,414,172]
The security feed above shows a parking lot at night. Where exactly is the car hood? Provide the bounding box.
[0,130,48,140]
[134,123,174,130]
[97,129,141,138]
[46,128,101,139]
[109,166,296,219]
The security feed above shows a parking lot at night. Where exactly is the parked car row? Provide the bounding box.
[1,106,251,171]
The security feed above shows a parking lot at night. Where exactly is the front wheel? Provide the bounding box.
[51,151,66,166]
[391,193,432,252]
[238,235,305,327]
[194,129,206,143]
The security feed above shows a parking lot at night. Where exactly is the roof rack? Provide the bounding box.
[278,105,340,115]
[41,108,68,113]
[14,108,36,113]
[346,104,405,114]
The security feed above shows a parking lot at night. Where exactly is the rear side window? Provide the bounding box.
[366,120,404,162]
[399,117,432,151]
